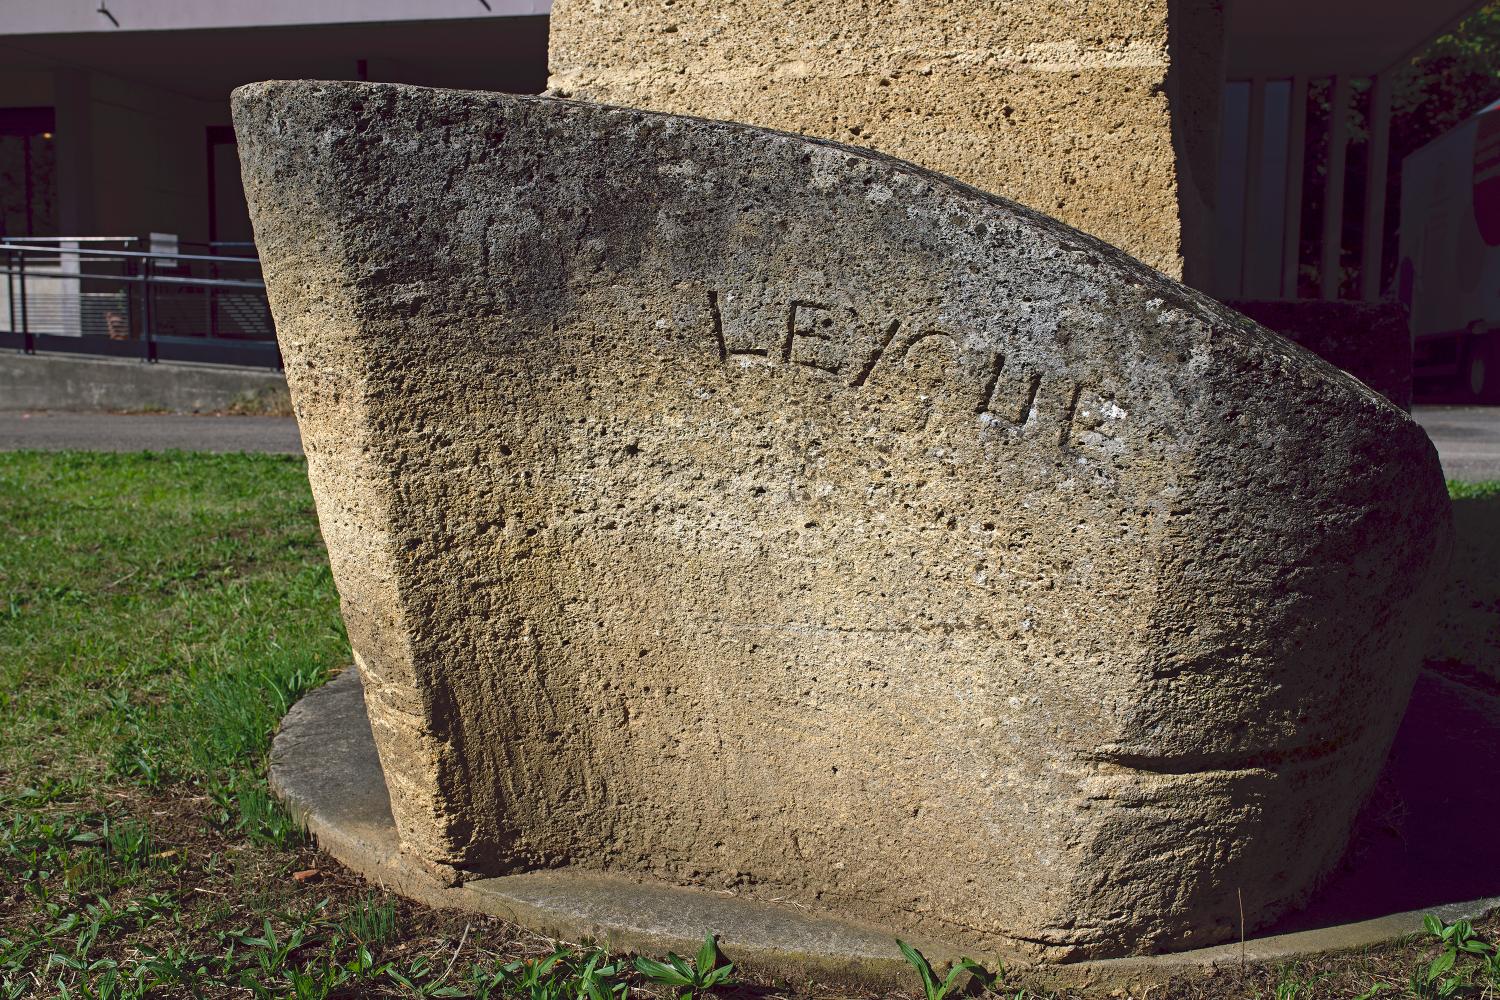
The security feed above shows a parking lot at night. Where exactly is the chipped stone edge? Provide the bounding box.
[269,669,1500,990]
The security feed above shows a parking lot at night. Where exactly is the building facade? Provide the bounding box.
[1,2,547,245]
[0,0,1490,393]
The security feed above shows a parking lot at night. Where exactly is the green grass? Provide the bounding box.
[0,452,754,998]
[1448,479,1500,500]
[0,452,352,995]
[0,451,345,802]
[0,452,1496,998]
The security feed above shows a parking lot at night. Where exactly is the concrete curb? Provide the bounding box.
[0,351,287,414]
[270,668,1500,988]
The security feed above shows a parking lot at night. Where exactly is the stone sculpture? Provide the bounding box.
[233,81,1451,961]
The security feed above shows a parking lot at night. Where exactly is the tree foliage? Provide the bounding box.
[1391,1,1500,161]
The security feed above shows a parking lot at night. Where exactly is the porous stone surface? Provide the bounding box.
[233,81,1451,961]
[546,0,1224,284]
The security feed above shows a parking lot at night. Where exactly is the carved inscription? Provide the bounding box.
[703,290,1088,445]
[783,301,842,374]
[708,290,767,362]
[850,319,901,388]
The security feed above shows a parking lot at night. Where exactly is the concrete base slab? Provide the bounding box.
[270,668,1500,988]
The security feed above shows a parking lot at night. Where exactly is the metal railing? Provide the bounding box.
[0,238,279,369]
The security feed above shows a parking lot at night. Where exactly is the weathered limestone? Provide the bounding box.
[546,0,1224,285]
[233,81,1450,961]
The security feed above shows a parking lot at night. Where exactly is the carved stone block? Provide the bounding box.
[233,82,1451,960]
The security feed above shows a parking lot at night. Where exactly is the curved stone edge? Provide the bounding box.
[269,668,1500,990]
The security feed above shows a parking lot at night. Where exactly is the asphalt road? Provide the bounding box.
[0,411,303,455]
[1,407,1496,482]
[1412,406,1500,483]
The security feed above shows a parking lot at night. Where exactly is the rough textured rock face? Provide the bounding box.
[233,81,1451,961]
[546,0,1224,285]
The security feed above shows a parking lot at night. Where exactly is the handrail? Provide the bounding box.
[0,236,141,244]
[1,236,279,369]
[143,273,268,291]
[0,265,264,291]
[0,242,260,265]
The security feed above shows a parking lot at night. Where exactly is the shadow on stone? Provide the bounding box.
[1426,496,1500,688]
[1268,667,1500,933]
[1265,496,1500,932]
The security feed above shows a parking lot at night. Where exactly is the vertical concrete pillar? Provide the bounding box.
[52,69,95,236]
[1319,74,1352,300]
[1360,73,1392,302]
[1166,0,1228,290]
[548,1,1225,285]
[1281,75,1308,298]
[1240,77,1267,295]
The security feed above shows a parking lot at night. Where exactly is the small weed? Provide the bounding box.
[339,893,399,950]
[572,948,631,1000]
[277,940,372,1000]
[1418,914,1495,996]
[1484,950,1500,990]
[136,943,217,994]
[1273,972,1305,1000]
[385,953,466,997]
[895,939,996,1000]
[497,948,571,1000]
[633,934,736,999]
[234,781,307,848]
[48,957,148,1000]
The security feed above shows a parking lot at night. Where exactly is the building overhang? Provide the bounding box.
[0,16,549,102]
[1226,0,1487,78]
[0,0,551,35]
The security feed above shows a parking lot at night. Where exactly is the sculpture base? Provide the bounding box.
[270,667,1500,988]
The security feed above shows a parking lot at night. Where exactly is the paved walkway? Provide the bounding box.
[1413,407,1500,484]
[0,411,303,454]
[1,407,1495,481]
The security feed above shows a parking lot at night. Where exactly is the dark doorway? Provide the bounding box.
[206,124,253,247]
[0,107,57,238]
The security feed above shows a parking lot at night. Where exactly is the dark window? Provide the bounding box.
[0,107,57,238]
[206,124,253,246]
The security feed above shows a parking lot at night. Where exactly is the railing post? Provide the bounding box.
[1360,73,1393,302]
[208,253,220,341]
[1240,77,1267,298]
[4,247,13,343]
[1281,75,1309,299]
[126,252,140,346]
[18,249,32,354]
[143,252,156,362]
